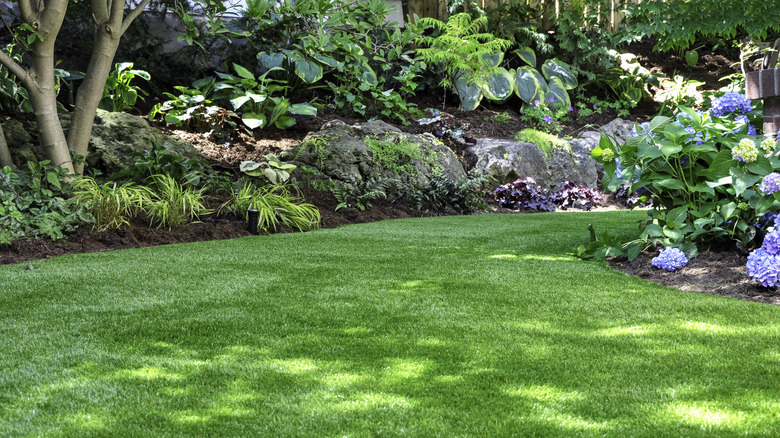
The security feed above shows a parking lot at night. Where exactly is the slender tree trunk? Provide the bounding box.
[0,122,14,169]
[26,0,74,174]
[67,25,121,175]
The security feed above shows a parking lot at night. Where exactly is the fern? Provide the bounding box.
[416,13,511,91]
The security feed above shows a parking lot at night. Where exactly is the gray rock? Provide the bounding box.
[466,118,636,189]
[83,109,203,174]
[280,120,466,186]
[2,118,40,165]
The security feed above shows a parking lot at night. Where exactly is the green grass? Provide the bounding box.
[2,211,780,436]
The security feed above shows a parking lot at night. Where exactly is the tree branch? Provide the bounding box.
[18,0,35,26]
[120,0,152,36]
[91,0,109,24]
[0,50,32,91]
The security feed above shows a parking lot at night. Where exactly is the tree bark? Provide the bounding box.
[26,0,74,174]
[0,122,14,169]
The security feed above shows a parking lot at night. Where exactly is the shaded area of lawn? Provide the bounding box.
[2,211,780,436]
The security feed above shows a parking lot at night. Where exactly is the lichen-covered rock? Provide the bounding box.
[64,109,204,174]
[2,118,39,165]
[280,120,466,186]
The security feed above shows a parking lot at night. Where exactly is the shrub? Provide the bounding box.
[145,174,212,229]
[493,177,556,211]
[0,163,93,243]
[592,92,773,255]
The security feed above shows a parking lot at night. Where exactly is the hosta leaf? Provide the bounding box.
[242,112,267,130]
[274,115,297,129]
[514,47,536,68]
[360,62,378,86]
[312,54,340,67]
[546,77,571,108]
[288,103,317,116]
[230,95,251,110]
[454,73,483,111]
[233,63,255,80]
[541,59,577,90]
[482,67,513,102]
[239,160,264,176]
[257,51,284,69]
[294,58,323,83]
[481,52,504,68]
[513,66,547,104]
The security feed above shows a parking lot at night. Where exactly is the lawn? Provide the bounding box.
[1,210,780,437]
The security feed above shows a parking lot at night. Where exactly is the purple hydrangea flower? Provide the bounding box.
[763,231,780,255]
[760,172,780,195]
[749,124,757,137]
[777,131,780,142]
[651,247,689,272]
[747,246,780,287]
[710,92,753,117]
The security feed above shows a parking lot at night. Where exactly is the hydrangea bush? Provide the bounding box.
[591,92,780,257]
[746,216,780,287]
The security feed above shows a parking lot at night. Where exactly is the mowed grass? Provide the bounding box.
[2,210,780,437]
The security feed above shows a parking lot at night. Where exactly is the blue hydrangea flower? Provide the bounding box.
[760,173,780,195]
[651,247,689,272]
[631,121,653,138]
[710,92,753,117]
[747,246,780,287]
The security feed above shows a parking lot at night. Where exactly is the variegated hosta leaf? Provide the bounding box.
[541,59,577,90]
[482,67,513,102]
[455,73,484,111]
[294,58,323,83]
[546,77,571,109]
[513,66,548,104]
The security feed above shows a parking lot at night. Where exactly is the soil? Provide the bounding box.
[3,40,778,306]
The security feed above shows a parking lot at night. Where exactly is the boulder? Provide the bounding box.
[467,118,635,189]
[280,119,466,186]
[3,110,204,173]
[64,109,204,174]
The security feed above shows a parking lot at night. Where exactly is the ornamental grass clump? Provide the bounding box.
[651,247,689,271]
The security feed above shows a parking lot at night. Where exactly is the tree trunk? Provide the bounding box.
[26,1,74,174]
[67,25,121,175]
[0,122,14,169]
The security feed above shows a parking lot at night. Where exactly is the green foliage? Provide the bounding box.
[574,96,631,121]
[622,0,780,51]
[220,182,320,232]
[587,53,660,109]
[331,177,394,211]
[99,62,150,113]
[515,129,570,160]
[240,154,297,185]
[656,75,704,116]
[593,107,775,252]
[519,99,573,134]
[71,177,152,231]
[145,174,212,229]
[214,63,316,131]
[405,172,491,213]
[415,13,511,110]
[149,77,238,132]
[0,163,93,243]
[0,44,32,113]
[552,2,622,81]
[109,140,208,186]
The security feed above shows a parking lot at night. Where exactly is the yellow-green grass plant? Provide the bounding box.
[221,181,320,232]
[71,176,153,230]
[145,174,213,229]
[2,211,780,436]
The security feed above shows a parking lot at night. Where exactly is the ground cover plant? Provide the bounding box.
[3,212,780,436]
